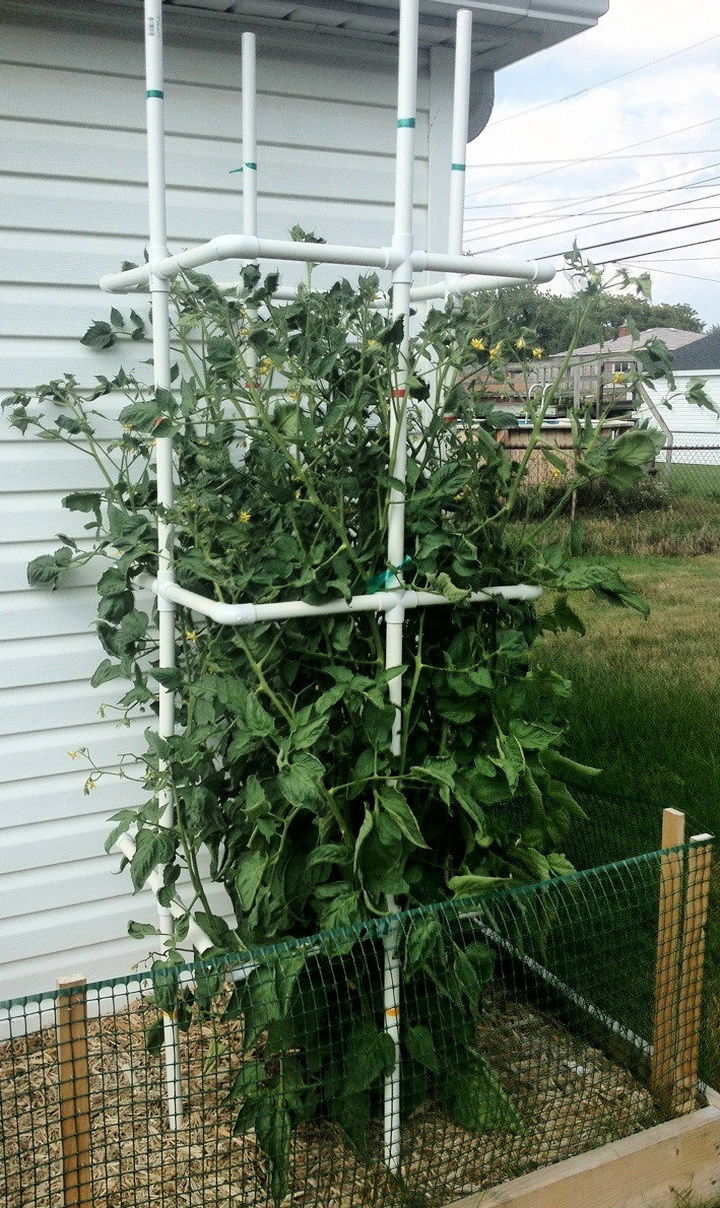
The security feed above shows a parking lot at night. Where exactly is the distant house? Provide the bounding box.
[538,325,704,418]
[638,329,720,472]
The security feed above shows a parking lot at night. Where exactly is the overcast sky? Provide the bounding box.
[465,0,720,327]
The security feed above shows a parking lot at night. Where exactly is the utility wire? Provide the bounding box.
[464,165,720,212]
[593,233,720,265]
[465,147,720,168]
[465,174,720,233]
[463,114,720,195]
[486,32,720,129]
[465,189,720,255]
[533,214,720,260]
[606,261,720,284]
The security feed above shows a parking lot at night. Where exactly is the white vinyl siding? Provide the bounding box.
[641,373,720,463]
[0,6,444,998]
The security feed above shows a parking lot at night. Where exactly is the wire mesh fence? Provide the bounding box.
[1,830,713,1208]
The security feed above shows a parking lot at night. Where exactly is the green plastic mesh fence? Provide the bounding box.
[567,787,720,1098]
[1,838,712,1208]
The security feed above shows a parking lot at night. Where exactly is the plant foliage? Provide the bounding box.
[2,250,693,1198]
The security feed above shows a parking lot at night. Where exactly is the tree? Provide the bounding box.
[466,285,704,356]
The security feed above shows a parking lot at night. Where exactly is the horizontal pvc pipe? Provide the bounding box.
[471,919,652,1056]
[412,250,555,282]
[411,274,510,302]
[100,239,554,294]
[100,236,403,292]
[153,579,542,626]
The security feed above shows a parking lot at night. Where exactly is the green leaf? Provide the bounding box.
[81,320,116,350]
[447,1054,523,1133]
[62,491,102,515]
[448,874,506,897]
[227,1059,266,1103]
[91,659,126,688]
[376,783,428,849]
[128,920,160,939]
[405,1024,439,1071]
[279,753,325,809]
[130,828,171,891]
[145,1018,164,1056]
[255,1092,292,1208]
[235,851,268,913]
[344,1020,396,1094]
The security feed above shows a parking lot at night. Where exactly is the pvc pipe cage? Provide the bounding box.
[104,0,556,1168]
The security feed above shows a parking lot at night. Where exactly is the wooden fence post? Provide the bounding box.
[57,976,92,1208]
[650,809,685,1110]
[675,834,714,1114]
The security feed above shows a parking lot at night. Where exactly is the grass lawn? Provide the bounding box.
[670,461,720,499]
[536,552,720,1088]
[537,553,720,827]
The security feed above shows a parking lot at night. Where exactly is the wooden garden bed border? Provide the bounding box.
[446,1087,720,1208]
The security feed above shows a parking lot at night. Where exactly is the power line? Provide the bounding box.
[464,165,720,212]
[465,189,720,256]
[486,32,720,129]
[536,214,720,260]
[609,262,720,285]
[464,114,720,196]
[594,233,720,266]
[465,147,720,169]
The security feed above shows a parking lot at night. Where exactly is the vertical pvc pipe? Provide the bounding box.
[241,32,258,429]
[144,0,183,1132]
[382,0,420,1178]
[447,9,473,262]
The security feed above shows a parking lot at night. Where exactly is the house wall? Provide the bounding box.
[640,373,720,464]
[0,4,451,998]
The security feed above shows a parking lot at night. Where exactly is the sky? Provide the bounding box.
[465,0,720,327]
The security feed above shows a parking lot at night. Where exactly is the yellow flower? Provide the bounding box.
[613,371,626,384]
[532,347,543,360]
[287,389,300,400]
[367,338,379,349]
[550,465,563,479]
[470,337,485,352]
[489,341,503,361]
[84,778,97,792]
[238,510,251,524]
[68,750,79,760]
[185,629,198,642]
[258,357,273,374]
[515,336,527,350]
[122,424,133,432]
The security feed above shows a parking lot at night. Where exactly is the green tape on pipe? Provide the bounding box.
[366,556,413,594]
[245,161,257,170]
[229,167,244,174]
[451,162,466,171]
[146,89,164,99]
[397,118,415,128]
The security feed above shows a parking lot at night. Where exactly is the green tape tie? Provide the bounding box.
[451,162,466,171]
[245,161,257,170]
[146,89,164,99]
[366,555,413,594]
[229,167,244,174]
[397,117,415,128]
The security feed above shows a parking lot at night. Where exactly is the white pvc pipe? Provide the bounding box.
[448,9,473,261]
[411,249,553,280]
[382,0,421,1177]
[143,0,183,1132]
[99,236,402,292]
[241,34,257,239]
[100,239,554,294]
[153,579,542,626]
[241,33,259,426]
